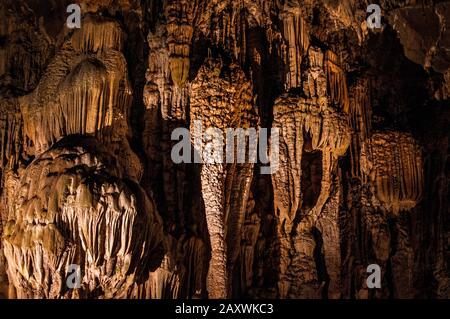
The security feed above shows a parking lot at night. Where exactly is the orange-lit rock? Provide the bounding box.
[0,0,448,300]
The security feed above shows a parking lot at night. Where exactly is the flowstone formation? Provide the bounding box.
[3,138,166,298]
[0,0,449,299]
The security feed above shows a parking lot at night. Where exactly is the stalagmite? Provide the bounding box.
[390,216,415,298]
[316,183,343,299]
[182,236,207,298]
[239,195,258,294]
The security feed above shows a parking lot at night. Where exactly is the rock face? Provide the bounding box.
[0,0,449,299]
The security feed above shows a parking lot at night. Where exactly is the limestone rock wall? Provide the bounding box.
[0,0,449,299]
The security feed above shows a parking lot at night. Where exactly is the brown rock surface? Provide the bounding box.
[0,0,448,299]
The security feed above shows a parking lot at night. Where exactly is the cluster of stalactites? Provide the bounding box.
[273,95,351,157]
[165,0,194,87]
[19,16,132,156]
[360,131,424,213]
[300,45,350,115]
[278,5,350,116]
[280,1,310,90]
[200,0,274,69]
[271,93,351,236]
[324,50,350,113]
[349,77,372,178]
[71,15,125,53]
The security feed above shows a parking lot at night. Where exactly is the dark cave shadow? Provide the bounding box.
[312,226,330,299]
[140,111,210,298]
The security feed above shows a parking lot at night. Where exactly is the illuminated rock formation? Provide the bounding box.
[271,90,351,298]
[190,58,258,298]
[3,138,167,298]
[20,15,131,156]
[0,0,448,300]
[360,131,424,213]
[280,1,310,89]
[166,0,194,87]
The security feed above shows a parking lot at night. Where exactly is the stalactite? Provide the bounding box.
[196,0,277,73]
[349,78,372,178]
[325,50,350,113]
[165,0,194,87]
[303,46,327,99]
[280,2,310,90]
[207,2,247,67]
[322,0,365,44]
